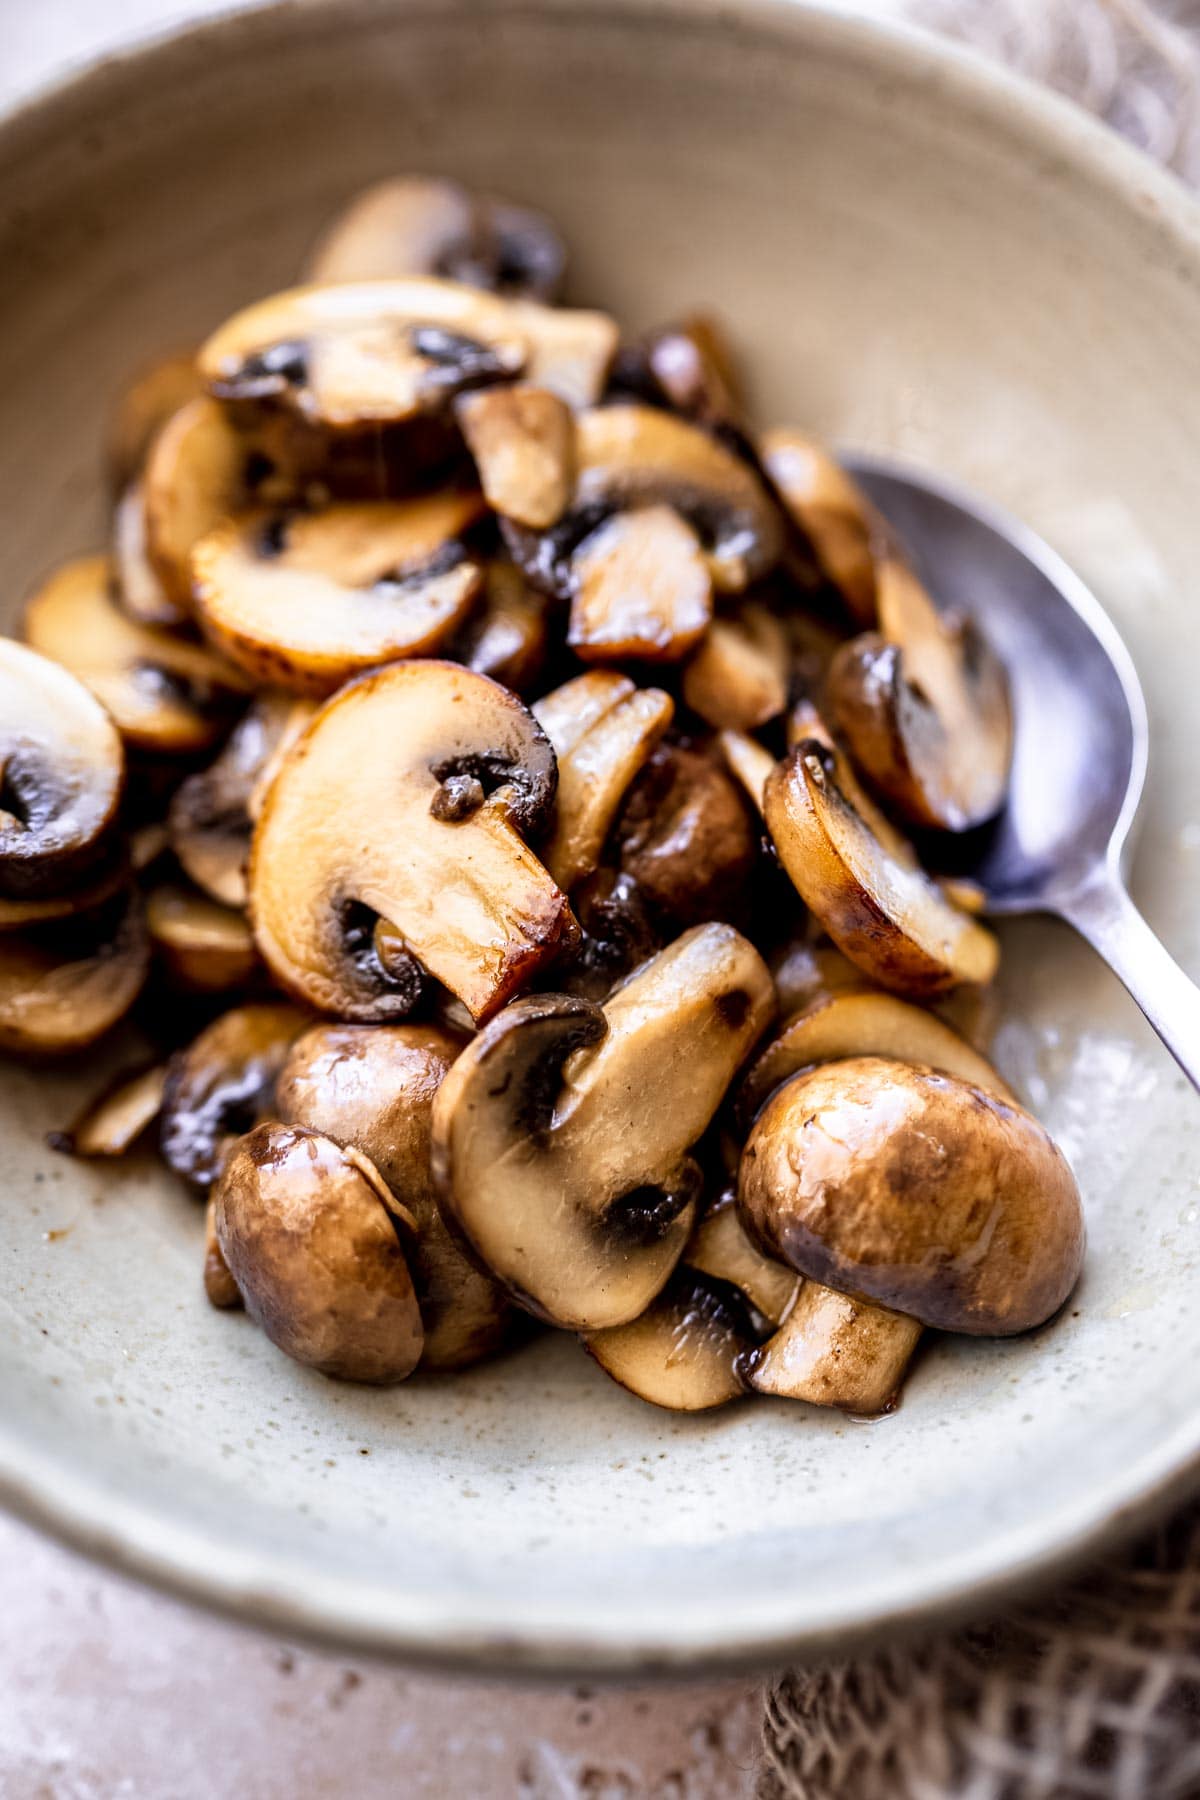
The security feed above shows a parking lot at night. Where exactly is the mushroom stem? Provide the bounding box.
[744,1281,923,1415]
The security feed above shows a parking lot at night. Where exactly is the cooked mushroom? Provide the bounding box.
[191,494,487,693]
[759,429,880,625]
[112,480,189,629]
[643,314,744,431]
[682,603,790,731]
[142,398,280,610]
[0,893,149,1053]
[827,555,1013,832]
[160,1001,309,1186]
[106,350,203,497]
[738,1056,1085,1407]
[532,672,674,890]
[447,560,548,694]
[47,1063,166,1157]
[611,742,759,928]
[199,278,617,428]
[743,1282,923,1416]
[213,1123,424,1382]
[0,639,124,898]
[764,737,999,996]
[716,727,777,813]
[0,861,127,931]
[275,1023,512,1370]
[145,883,259,994]
[740,989,1016,1123]
[204,1193,242,1308]
[431,922,773,1329]
[23,555,251,755]
[683,1189,799,1326]
[570,505,713,662]
[455,384,575,528]
[250,660,574,1022]
[767,931,864,1021]
[306,176,567,301]
[168,693,316,908]
[583,1269,752,1411]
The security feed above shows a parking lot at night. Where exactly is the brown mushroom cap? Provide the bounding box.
[455,384,575,529]
[305,176,567,302]
[250,659,573,1024]
[739,1056,1085,1335]
[759,429,879,625]
[0,639,125,899]
[191,495,486,694]
[612,743,759,929]
[23,554,251,756]
[145,883,259,995]
[274,1023,511,1370]
[431,922,774,1330]
[160,1001,310,1186]
[213,1123,424,1382]
[0,892,150,1054]
[583,1269,752,1412]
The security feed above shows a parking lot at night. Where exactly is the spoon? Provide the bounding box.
[843,453,1200,1092]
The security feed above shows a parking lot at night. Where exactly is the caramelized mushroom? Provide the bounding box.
[456,384,575,528]
[160,1001,309,1186]
[48,1063,166,1158]
[145,883,259,994]
[431,923,773,1329]
[584,1270,752,1411]
[250,660,574,1023]
[611,743,759,929]
[570,506,713,662]
[759,429,879,625]
[682,603,790,732]
[0,893,149,1053]
[191,494,486,693]
[142,398,278,610]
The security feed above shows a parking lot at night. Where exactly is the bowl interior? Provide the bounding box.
[2,0,1200,1673]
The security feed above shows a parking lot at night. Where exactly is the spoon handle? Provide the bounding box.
[1060,876,1200,1094]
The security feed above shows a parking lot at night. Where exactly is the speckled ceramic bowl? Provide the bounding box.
[2,0,1199,1677]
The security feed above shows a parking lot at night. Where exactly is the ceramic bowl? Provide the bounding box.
[2,0,1199,1677]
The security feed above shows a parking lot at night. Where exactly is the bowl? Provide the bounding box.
[2,0,1200,1678]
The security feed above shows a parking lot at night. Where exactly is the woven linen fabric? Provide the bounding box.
[760,4,1200,1797]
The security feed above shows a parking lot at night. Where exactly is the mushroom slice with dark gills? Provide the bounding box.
[23,555,251,756]
[531,672,674,891]
[198,278,617,428]
[455,384,576,529]
[583,1268,753,1412]
[305,176,567,302]
[0,640,124,899]
[759,429,881,627]
[448,561,548,696]
[683,1188,799,1327]
[827,553,1013,833]
[0,891,150,1054]
[160,1001,310,1186]
[430,923,774,1330]
[250,660,575,1024]
[275,1023,512,1371]
[191,494,487,694]
[168,693,317,909]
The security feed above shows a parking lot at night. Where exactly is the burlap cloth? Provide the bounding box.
[760,5,1200,1796]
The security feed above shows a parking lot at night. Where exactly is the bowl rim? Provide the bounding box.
[3,0,1200,1677]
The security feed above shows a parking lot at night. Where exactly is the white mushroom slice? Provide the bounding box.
[250,660,574,1023]
[716,728,776,812]
[145,883,258,994]
[191,494,486,694]
[23,555,251,756]
[431,922,774,1330]
[683,1192,799,1326]
[584,1270,752,1412]
[533,673,674,890]
[759,429,879,625]
[683,604,790,731]
[199,278,616,428]
[106,350,203,496]
[0,639,124,898]
[456,384,575,528]
[764,737,999,996]
[0,894,149,1053]
[112,480,188,629]
[744,1283,923,1414]
[49,1064,167,1158]
[570,505,713,662]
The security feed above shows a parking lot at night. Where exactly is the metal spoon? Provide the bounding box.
[843,453,1200,1091]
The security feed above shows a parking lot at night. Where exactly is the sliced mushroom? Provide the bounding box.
[199,278,616,428]
[146,883,259,994]
[739,1056,1084,1403]
[827,555,1013,832]
[562,867,661,1002]
[204,1194,243,1308]
[275,1023,512,1371]
[455,384,575,528]
[250,660,574,1023]
[112,480,189,629]
[683,1190,799,1326]
[570,505,713,662]
[106,350,203,497]
[0,639,124,898]
[767,932,864,1020]
[160,1001,309,1186]
[532,672,674,890]
[584,1269,752,1411]
[0,893,149,1053]
[759,429,879,625]
[431,922,773,1329]
[168,693,316,908]
[306,177,567,301]
[682,603,789,731]
[612,743,759,929]
[47,1063,166,1158]
[448,561,548,694]
[643,314,744,431]
[743,1283,923,1415]
[191,494,486,693]
[143,398,278,610]
[0,861,127,931]
[213,1123,425,1382]
[716,728,776,812]
[23,555,251,755]
[740,989,1017,1124]
[764,738,999,996]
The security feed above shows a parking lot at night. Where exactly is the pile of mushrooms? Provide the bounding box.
[13,174,1084,1415]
